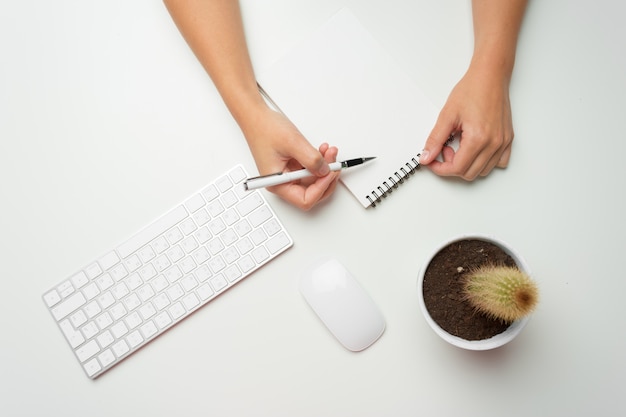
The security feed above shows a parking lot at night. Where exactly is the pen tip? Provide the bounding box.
[364,157,376,162]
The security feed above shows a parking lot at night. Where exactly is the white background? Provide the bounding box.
[1,1,625,416]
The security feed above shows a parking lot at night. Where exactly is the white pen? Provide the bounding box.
[244,157,376,191]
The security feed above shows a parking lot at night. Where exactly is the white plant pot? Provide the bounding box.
[417,234,532,350]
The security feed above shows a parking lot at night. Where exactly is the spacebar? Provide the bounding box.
[117,205,188,258]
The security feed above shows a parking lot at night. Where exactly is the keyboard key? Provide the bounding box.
[222,191,238,208]
[210,275,227,292]
[59,319,85,349]
[124,294,141,312]
[223,208,239,225]
[97,292,115,309]
[238,255,256,273]
[236,193,263,216]
[117,205,188,258]
[166,227,184,245]
[112,282,129,300]
[98,349,116,368]
[84,301,101,319]
[221,229,238,246]
[51,292,86,321]
[82,283,100,301]
[140,321,157,339]
[197,283,214,301]
[235,237,254,255]
[193,209,211,227]
[224,265,242,283]
[84,359,101,377]
[96,273,114,291]
[76,340,100,362]
[153,254,171,272]
[70,310,87,328]
[124,254,142,272]
[43,289,61,308]
[152,275,169,292]
[252,246,269,264]
[185,194,205,213]
[229,166,246,183]
[234,219,252,237]
[109,303,127,321]
[57,280,74,298]
[179,218,197,235]
[193,246,211,264]
[250,228,267,245]
[153,293,170,311]
[201,184,219,202]
[109,263,128,282]
[169,302,185,320]
[167,284,184,301]
[208,218,227,236]
[99,251,120,271]
[207,200,225,217]
[81,322,99,340]
[167,245,185,262]
[216,175,233,192]
[111,322,128,338]
[164,265,183,283]
[182,293,199,310]
[180,275,198,292]
[207,238,224,256]
[138,246,156,263]
[126,273,142,291]
[152,236,170,254]
[97,330,114,348]
[112,340,130,357]
[96,312,113,330]
[249,206,272,227]
[70,271,89,289]
[139,303,156,320]
[154,311,172,329]
[127,331,143,348]
[267,232,291,254]
[125,312,142,330]
[85,263,102,280]
[43,165,293,379]
[264,219,282,236]
[195,265,212,282]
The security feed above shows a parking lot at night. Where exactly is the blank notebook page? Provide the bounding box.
[258,8,438,208]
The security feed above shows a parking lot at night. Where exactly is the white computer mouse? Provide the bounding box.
[299,257,385,351]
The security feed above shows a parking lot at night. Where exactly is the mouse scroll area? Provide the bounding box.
[299,257,385,352]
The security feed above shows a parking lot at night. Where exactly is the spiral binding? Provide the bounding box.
[366,154,421,207]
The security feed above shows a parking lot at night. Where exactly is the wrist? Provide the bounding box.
[221,84,269,137]
[468,45,516,88]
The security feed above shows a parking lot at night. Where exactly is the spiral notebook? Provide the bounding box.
[257,8,438,208]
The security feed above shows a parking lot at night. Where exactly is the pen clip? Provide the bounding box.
[245,171,285,182]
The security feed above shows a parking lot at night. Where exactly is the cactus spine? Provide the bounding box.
[463,265,539,323]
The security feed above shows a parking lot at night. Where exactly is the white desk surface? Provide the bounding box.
[2,1,625,416]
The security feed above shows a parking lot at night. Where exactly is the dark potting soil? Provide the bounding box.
[422,239,517,341]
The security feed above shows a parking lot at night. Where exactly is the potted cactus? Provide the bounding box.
[417,234,539,350]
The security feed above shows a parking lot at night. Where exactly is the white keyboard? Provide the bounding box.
[42,164,293,378]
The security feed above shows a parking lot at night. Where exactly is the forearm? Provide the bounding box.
[163,0,265,130]
[470,0,528,86]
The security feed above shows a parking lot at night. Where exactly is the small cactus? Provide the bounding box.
[463,264,539,323]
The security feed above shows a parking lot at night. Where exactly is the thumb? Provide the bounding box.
[420,114,457,165]
[288,140,330,177]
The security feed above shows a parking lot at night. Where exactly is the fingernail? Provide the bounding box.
[319,164,330,176]
[419,150,429,164]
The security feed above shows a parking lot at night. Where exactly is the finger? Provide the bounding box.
[497,141,512,168]
[420,110,458,165]
[288,139,330,176]
[272,170,339,211]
